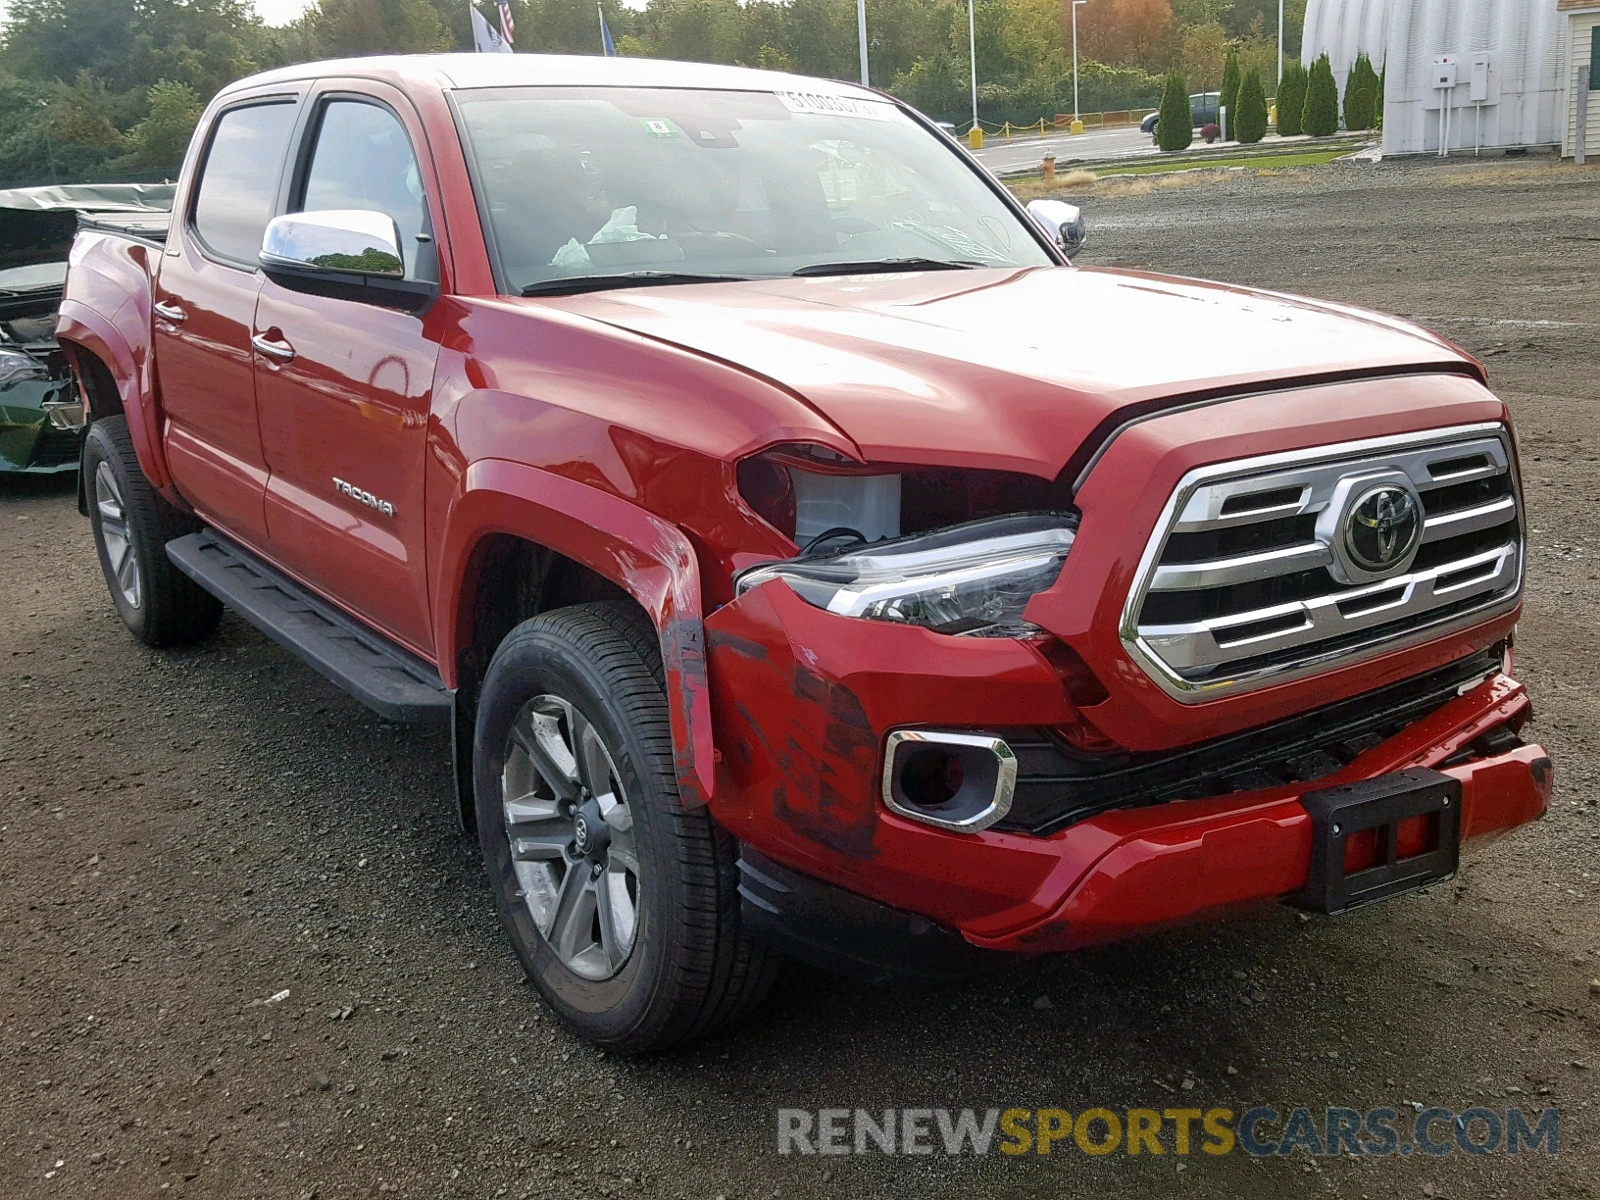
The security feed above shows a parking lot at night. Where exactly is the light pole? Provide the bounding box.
[856,0,869,87]
[1072,0,1087,120]
[966,0,978,132]
[37,99,57,183]
[1278,0,1284,84]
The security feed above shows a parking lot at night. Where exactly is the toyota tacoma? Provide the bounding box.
[58,55,1549,1052]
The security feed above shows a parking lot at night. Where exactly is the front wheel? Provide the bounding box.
[474,603,777,1052]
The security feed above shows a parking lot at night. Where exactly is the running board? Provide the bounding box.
[166,529,451,725]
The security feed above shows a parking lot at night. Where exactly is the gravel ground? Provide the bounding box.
[3,155,1599,1200]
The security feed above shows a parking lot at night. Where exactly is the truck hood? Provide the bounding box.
[546,265,1477,479]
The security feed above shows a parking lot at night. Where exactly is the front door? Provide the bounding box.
[254,89,441,655]
[155,99,301,547]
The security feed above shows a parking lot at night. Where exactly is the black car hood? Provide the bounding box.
[0,263,65,332]
[0,183,175,275]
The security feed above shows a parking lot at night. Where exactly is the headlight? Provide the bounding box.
[735,512,1075,637]
[0,348,50,391]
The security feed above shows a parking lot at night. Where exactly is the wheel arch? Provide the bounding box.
[57,300,172,496]
[438,459,714,828]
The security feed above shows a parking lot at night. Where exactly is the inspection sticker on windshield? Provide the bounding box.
[773,89,890,120]
[641,118,679,138]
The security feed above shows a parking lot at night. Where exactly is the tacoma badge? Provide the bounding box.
[332,477,396,518]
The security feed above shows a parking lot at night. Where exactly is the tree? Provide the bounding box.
[1156,70,1192,151]
[1235,66,1267,142]
[511,0,625,56]
[860,0,952,83]
[1171,0,1229,23]
[0,0,1359,187]
[638,0,743,67]
[1078,0,1173,73]
[1181,22,1226,93]
[119,80,202,171]
[1219,46,1239,135]
[1302,51,1339,137]
[2,1,142,88]
[893,50,966,121]
[307,0,451,56]
[966,0,1014,87]
[1075,60,1165,111]
[1000,0,1067,78]
[1231,33,1278,88]
[1276,57,1307,135]
[0,78,58,182]
[0,74,133,183]
[1343,51,1378,131]
[1223,0,1306,51]
[1,0,269,98]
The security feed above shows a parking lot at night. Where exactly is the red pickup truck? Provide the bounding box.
[59,54,1549,1052]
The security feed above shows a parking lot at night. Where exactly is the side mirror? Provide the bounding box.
[259,209,433,309]
[1025,199,1087,260]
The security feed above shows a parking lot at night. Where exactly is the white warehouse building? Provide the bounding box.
[1301,0,1599,158]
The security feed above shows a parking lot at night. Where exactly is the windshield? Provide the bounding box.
[453,86,1053,294]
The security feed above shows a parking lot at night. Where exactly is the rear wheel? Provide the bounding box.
[474,602,777,1052]
[84,415,221,646]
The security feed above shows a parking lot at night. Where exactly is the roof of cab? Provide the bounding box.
[220,53,886,102]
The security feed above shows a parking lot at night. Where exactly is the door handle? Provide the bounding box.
[251,333,296,363]
[153,301,186,323]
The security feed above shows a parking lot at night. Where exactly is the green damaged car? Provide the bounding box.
[1,184,174,473]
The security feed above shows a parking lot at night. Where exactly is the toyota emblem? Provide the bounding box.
[1344,484,1422,573]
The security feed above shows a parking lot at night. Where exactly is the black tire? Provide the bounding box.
[84,415,222,647]
[474,602,777,1052]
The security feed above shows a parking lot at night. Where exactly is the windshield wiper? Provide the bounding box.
[791,257,987,277]
[520,270,753,297]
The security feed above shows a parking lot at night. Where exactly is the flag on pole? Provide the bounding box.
[470,3,512,52]
[599,4,616,56]
[497,0,516,46]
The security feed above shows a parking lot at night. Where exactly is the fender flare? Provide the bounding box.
[436,458,715,807]
[56,298,171,491]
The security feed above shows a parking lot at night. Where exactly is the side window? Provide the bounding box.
[192,103,298,266]
[299,100,433,280]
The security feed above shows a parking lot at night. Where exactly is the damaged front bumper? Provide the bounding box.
[0,356,80,474]
[706,579,1550,972]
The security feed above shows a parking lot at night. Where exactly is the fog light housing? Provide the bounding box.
[882,730,1016,833]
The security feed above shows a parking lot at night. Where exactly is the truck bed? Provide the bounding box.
[76,210,171,248]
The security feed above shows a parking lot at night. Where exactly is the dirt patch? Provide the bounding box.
[3,156,1599,1199]
[1011,166,1238,202]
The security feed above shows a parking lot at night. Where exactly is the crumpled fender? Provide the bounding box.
[435,458,714,806]
[56,233,170,491]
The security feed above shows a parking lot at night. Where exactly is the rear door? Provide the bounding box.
[252,83,443,655]
[154,94,301,546]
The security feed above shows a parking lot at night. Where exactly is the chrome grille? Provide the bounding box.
[1121,424,1523,701]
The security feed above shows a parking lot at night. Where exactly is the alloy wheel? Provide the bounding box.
[502,694,640,981]
[94,461,141,610]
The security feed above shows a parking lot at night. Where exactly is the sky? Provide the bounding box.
[253,0,316,25]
